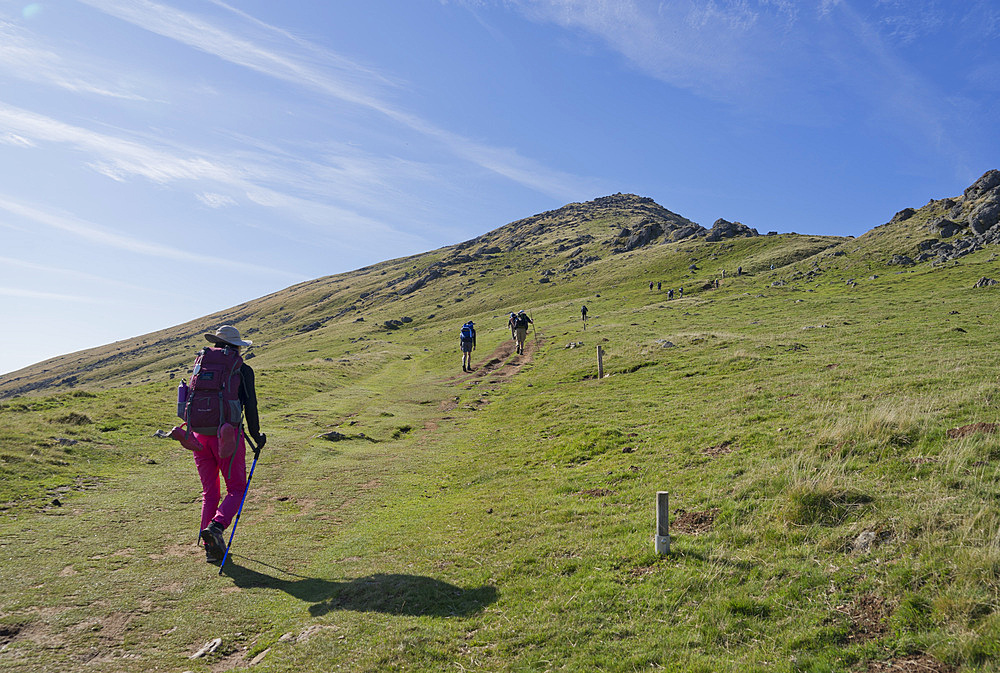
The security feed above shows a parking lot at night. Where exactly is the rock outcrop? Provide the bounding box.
[704,218,759,242]
[911,170,1000,263]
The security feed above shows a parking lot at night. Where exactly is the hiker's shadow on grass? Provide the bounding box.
[223,560,497,618]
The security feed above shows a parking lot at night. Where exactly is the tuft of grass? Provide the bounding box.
[784,482,874,526]
[544,427,627,464]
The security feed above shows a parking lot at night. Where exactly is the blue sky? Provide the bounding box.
[0,0,997,375]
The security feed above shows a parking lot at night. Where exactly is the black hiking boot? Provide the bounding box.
[200,522,225,563]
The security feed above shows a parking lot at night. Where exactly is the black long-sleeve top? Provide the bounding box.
[238,363,261,439]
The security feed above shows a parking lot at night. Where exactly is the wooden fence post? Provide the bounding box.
[597,345,604,379]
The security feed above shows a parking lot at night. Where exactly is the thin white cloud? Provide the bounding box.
[75,0,594,200]
[197,192,238,208]
[0,286,105,303]
[0,103,240,184]
[0,254,171,294]
[0,132,34,147]
[0,102,414,241]
[0,194,302,280]
[0,20,150,101]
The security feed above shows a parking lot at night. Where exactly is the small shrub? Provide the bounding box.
[890,594,933,632]
[53,412,92,426]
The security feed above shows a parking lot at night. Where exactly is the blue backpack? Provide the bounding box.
[460,323,475,340]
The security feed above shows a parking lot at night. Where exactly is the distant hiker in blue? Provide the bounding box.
[668,289,674,300]
[460,321,476,372]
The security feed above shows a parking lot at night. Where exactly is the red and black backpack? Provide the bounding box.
[180,346,244,435]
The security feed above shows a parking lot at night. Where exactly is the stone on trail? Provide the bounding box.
[190,637,222,659]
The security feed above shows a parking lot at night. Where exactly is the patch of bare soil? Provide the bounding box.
[702,442,734,457]
[148,542,195,560]
[866,654,954,672]
[95,612,134,647]
[671,508,719,534]
[627,565,657,579]
[579,488,615,497]
[947,422,998,439]
[211,648,248,672]
[836,593,888,643]
[0,623,24,646]
[1,620,62,649]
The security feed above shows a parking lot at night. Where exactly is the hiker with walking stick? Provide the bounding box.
[171,325,267,564]
[513,310,533,355]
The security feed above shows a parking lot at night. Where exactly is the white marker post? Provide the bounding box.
[655,491,670,554]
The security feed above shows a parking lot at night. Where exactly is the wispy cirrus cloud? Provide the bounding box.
[0,286,105,303]
[0,102,424,244]
[75,0,595,200]
[0,194,302,280]
[0,20,150,101]
[0,254,169,294]
[196,192,238,208]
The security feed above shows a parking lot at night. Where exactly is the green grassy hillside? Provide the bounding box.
[2,186,1000,672]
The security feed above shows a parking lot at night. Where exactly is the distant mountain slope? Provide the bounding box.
[3,173,997,399]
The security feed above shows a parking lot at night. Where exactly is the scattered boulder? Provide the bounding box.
[850,529,893,554]
[613,219,664,253]
[190,638,222,659]
[399,269,441,295]
[974,277,997,288]
[888,255,915,267]
[968,195,1000,234]
[890,207,916,223]
[669,224,703,241]
[963,168,1000,200]
[705,218,759,242]
[931,218,962,238]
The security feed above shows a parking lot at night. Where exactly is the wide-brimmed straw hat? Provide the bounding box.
[204,325,252,347]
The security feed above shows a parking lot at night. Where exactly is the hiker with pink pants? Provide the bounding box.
[174,325,266,563]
